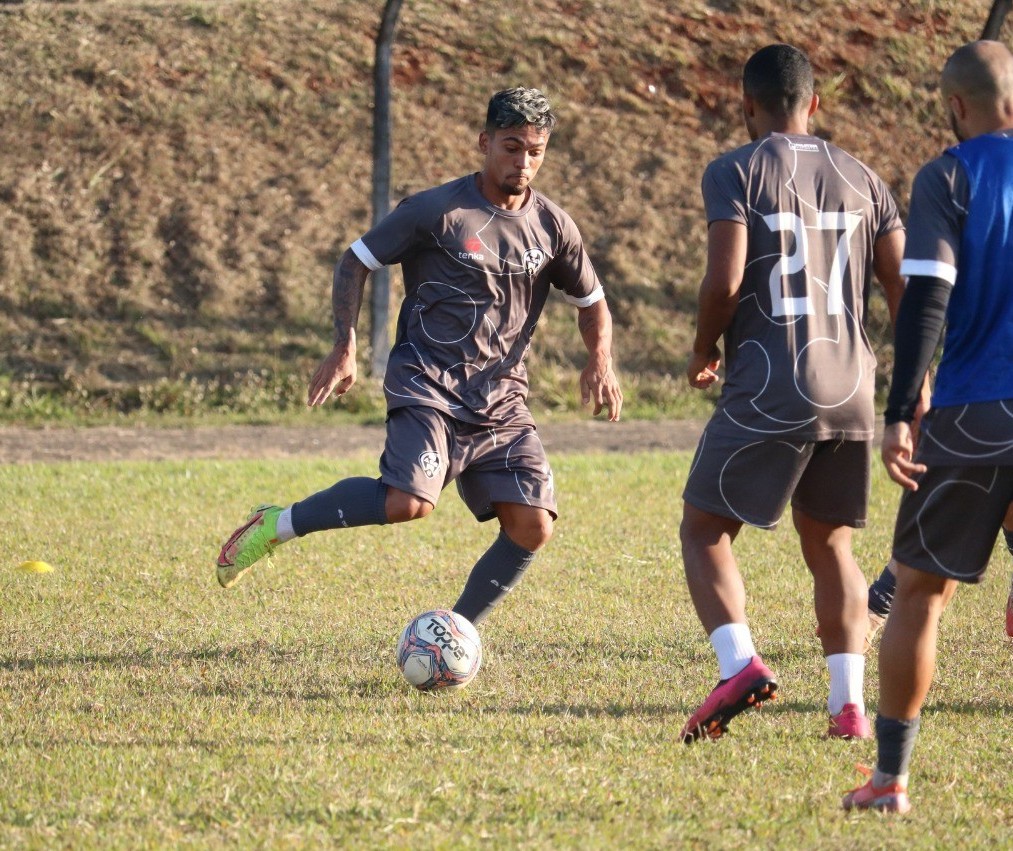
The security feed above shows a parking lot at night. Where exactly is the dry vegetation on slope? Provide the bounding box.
[0,0,991,418]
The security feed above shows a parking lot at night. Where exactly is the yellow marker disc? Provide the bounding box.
[18,560,54,573]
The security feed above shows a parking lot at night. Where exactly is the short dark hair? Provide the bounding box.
[485,87,557,134]
[742,44,814,116]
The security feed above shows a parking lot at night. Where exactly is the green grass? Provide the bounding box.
[2,453,1011,848]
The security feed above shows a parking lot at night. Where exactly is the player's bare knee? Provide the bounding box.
[680,503,736,551]
[501,511,553,552]
[385,489,434,523]
[679,513,699,550]
[526,514,554,550]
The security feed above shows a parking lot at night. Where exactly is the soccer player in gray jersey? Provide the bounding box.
[215,88,622,635]
[843,41,1013,816]
[678,44,910,744]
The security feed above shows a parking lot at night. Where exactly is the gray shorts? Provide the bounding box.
[379,405,557,521]
[892,463,1013,584]
[683,429,871,529]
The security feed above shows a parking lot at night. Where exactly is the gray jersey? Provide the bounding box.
[899,155,967,284]
[352,174,603,426]
[702,133,902,440]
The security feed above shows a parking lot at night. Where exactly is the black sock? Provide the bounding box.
[452,531,536,626]
[875,714,921,777]
[1003,526,1013,556]
[868,564,897,617]
[290,477,388,536]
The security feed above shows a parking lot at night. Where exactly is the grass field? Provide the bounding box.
[2,451,1011,848]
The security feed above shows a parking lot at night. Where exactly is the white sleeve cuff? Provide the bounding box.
[900,258,957,285]
[350,238,383,272]
[562,285,606,308]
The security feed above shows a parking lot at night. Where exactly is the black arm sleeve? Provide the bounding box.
[884,275,951,425]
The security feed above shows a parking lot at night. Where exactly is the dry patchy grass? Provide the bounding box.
[0,0,993,418]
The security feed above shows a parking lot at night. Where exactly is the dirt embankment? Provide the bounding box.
[0,419,708,464]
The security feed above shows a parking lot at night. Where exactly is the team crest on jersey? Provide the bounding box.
[523,247,545,276]
[419,451,442,479]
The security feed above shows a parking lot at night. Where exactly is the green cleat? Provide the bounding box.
[216,504,283,589]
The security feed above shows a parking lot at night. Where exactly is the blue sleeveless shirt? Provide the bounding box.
[936,134,1013,407]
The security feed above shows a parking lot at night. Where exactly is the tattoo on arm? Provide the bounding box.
[332,251,369,347]
[577,307,597,336]
[577,300,612,355]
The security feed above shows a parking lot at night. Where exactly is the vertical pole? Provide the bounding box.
[982,0,1012,39]
[369,0,405,376]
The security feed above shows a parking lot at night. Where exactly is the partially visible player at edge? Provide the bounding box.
[843,40,1013,815]
[679,44,917,743]
[865,501,1013,643]
[216,88,622,632]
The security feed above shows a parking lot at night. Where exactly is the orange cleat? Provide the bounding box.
[842,764,911,814]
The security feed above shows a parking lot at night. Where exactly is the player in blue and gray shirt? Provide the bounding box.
[843,40,1013,815]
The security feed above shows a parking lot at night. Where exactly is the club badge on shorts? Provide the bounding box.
[419,451,442,479]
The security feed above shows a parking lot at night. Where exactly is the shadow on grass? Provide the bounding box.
[7,649,1010,720]
[0,641,314,672]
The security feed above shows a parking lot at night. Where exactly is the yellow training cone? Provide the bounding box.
[19,561,54,574]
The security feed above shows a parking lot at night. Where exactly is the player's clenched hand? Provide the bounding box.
[881,421,926,491]
[687,348,721,390]
[580,354,623,421]
[307,345,357,407]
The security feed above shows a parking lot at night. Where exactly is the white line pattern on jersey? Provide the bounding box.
[718,440,806,527]
[916,468,1001,578]
[921,403,1013,459]
[721,138,875,435]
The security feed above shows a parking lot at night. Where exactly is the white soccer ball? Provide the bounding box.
[396,609,482,691]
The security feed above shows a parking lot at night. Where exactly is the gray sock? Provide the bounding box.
[290,477,388,536]
[453,531,536,626]
[875,713,921,780]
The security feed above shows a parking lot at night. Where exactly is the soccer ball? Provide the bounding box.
[396,609,482,691]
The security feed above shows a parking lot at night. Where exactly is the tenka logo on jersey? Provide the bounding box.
[459,237,485,262]
[419,451,442,480]
[523,247,545,276]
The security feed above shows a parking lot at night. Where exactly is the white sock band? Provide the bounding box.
[709,623,756,681]
[275,507,296,543]
[827,652,865,715]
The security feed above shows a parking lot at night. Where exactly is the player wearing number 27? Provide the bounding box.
[679,44,911,743]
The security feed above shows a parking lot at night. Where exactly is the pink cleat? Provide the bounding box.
[842,765,911,814]
[680,655,778,743]
[827,703,872,739]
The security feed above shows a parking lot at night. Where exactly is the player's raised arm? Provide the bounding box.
[576,298,622,421]
[686,219,747,389]
[307,248,370,407]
